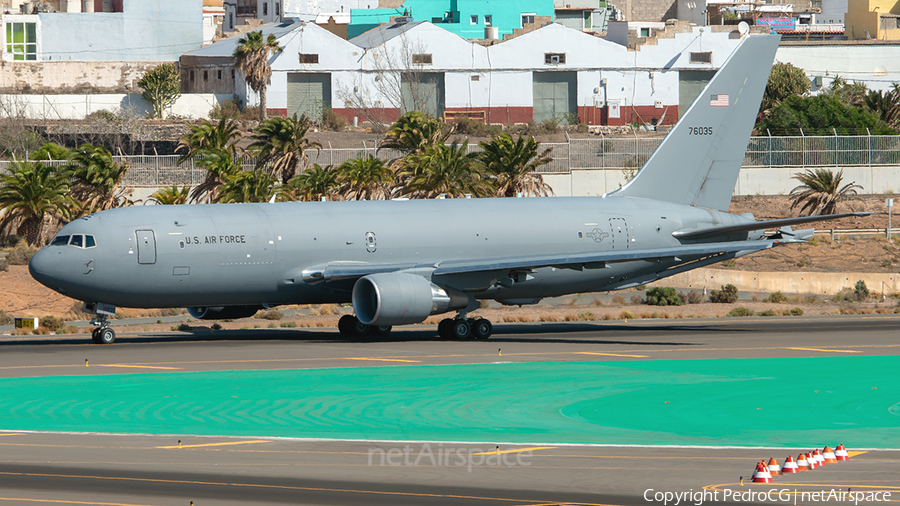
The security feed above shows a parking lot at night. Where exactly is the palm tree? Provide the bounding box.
[286,164,339,201]
[189,148,244,203]
[248,114,321,184]
[175,118,241,165]
[67,144,133,214]
[396,141,492,199]
[789,169,862,216]
[233,30,282,121]
[148,184,190,205]
[0,161,76,246]
[479,133,554,197]
[864,84,900,129]
[215,170,279,203]
[336,156,394,201]
[380,111,452,162]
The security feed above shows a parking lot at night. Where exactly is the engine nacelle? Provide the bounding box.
[187,305,265,320]
[352,273,466,326]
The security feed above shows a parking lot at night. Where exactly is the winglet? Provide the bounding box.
[612,34,781,211]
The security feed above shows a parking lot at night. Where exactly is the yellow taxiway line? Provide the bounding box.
[0,499,158,506]
[154,440,270,449]
[344,358,422,363]
[576,352,649,358]
[96,365,182,370]
[471,446,557,456]
[785,347,862,353]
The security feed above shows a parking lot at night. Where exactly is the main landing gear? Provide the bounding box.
[437,317,492,340]
[338,315,392,337]
[90,315,115,344]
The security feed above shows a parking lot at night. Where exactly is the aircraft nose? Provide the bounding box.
[28,247,58,289]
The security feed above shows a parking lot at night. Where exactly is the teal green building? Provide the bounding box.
[348,0,555,40]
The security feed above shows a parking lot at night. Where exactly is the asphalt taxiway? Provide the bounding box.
[0,316,898,505]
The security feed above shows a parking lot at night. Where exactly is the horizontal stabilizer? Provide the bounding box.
[672,212,871,240]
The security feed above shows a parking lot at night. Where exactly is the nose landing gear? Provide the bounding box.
[84,302,116,344]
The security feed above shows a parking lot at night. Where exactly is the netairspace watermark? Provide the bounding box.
[645,489,893,505]
[367,443,532,472]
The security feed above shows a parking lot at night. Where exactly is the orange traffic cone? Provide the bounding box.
[822,446,837,463]
[835,444,849,461]
[752,462,773,483]
[796,453,810,470]
[782,455,799,473]
[813,449,826,467]
[807,452,818,469]
[767,457,782,475]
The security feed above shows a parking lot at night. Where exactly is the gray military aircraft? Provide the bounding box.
[29,34,865,344]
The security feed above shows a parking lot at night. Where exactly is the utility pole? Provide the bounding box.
[887,198,894,240]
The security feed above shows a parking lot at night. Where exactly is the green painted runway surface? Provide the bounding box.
[0,356,897,447]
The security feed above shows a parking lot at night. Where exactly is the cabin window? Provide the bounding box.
[69,235,83,248]
[51,235,70,246]
[85,235,96,248]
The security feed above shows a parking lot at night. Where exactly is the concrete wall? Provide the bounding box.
[0,60,161,94]
[657,268,900,295]
[37,0,203,61]
[543,165,900,197]
[0,93,229,119]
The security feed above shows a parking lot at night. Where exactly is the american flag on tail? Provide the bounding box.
[710,94,729,107]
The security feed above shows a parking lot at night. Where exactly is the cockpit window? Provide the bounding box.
[50,235,70,246]
[85,235,96,248]
[69,235,84,248]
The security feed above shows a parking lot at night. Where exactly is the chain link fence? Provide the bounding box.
[2,135,900,187]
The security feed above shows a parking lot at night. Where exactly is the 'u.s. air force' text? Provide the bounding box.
[184,235,246,245]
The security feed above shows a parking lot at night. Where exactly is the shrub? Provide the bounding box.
[630,295,644,305]
[0,310,11,325]
[210,323,222,330]
[7,242,38,265]
[280,321,297,328]
[709,284,739,303]
[174,323,191,331]
[452,116,502,137]
[854,280,870,300]
[646,287,683,306]
[256,309,283,320]
[727,307,755,317]
[0,257,7,272]
[757,309,778,316]
[833,287,856,302]
[678,290,703,304]
[789,307,804,316]
[39,315,64,331]
[321,107,349,131]
[766,291,788,303]
[722,259,736,268]
[612,295,625,305]
[619,310,635,320]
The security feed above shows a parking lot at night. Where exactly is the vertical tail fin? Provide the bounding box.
[612,34,780,211]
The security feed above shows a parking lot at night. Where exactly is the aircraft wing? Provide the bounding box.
[304,240,779,287]
[672,212,870,241]
[431,239,776,275]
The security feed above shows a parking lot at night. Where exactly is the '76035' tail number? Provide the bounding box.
[689,126,713,135]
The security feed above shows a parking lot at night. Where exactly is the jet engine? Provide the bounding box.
[187,305,265,320]
[352,273,466,326]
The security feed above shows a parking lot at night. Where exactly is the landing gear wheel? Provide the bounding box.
[338,315,356,336]
[351,318,371,336]
[451,319,471,339]
[97,327,115,345]
[91,328,101,344]
[471,319,492,340]
[437,318,454,339]
[373,325,392,335]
